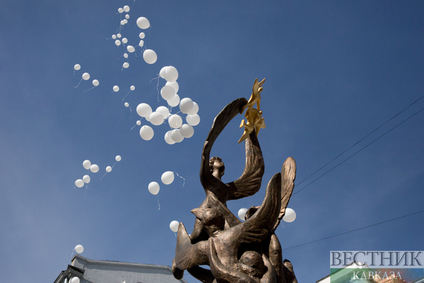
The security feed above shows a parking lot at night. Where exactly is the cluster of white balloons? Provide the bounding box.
[74,156,121,188]
[73,64,100,88]
[237,207,296,223]
[147,171,175,195]
[137,65,200,144]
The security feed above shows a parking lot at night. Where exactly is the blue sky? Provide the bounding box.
[1,1,423,282]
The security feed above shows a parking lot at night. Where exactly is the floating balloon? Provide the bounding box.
[139,125,154,140]
[148,181,160,195]
[127,45,135,53]
[123,62,129,69]
[125,14,130,19]
[159,66,179,82]
[74,64,81,71]
[115,155,121,162]
[167,94,180,107]
[117,33,122,38]
[179,98,193,114]
[83,160,91,170]
[149,112,165,126]
[168,114,183,129]
[75,244,84,253]
[139,32,145,39]
[123,5,130,12]
[75,179,84,188]
[115,39,121,46]
[123,53,128,58]
[164,130,175,145]
[71,277,80,283]
[188,102,199,115]
[82,175,91,184]
[138,40,144,47]
[92,79,99,86]
[122,38,128,44]
[113,85,120,92]
[136,120,141,125]
[161,171,175,185]
[186,114,200,126]
[136,17,150,29]
[238,208,248,220]
[130,85,135,91]
[106,166,112,173]
[283,208,296,223]
[112,34,116,39]
[160,85,175,101]
[124,102,129,107]
[90,164,99,173]
[170,220,179,232]
[156,106,170,119]
[180,124,194,138]
[166,81,179,93]
[143,49,157,64]
[82,72,90,80]
[118,7,124,13]
[136,103,152,117]
[171,129,184,143]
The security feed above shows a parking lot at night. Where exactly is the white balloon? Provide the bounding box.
[139,125,154,140]
[180,124,194,138]
[136,103,152,117]
[115,39,121,46]
[139,32,145,39]
[115,155,122,162]
[136,17,150,29]
[170,220,179,232]
[122,38,128,44]
[74,64,81,71]
[75,179,84,188]
[160,85,175,101]
[136,120,141,125]
[117,33,122,38]
[161,171,175,185]
[71,277,80,283]
[148,181,160,195]
[125,14,130,19]
[188,102,199,115]
[123,62,129,69]
[283,208,296,223]
[82,72,90,80]
[82,160,91,170]
[123,53,128,58]
[127,45,135,53]
[106,166,112,172]
[238,208,248,220]
[156,106,170,119]
[165,66,179,82]
[179,97,193,114]
[168,114,183,129]
[164,130,175,145]
[171,129,184,143]
[112,34,116,39]
[143,49,157,64]
[113,85,120,92]
[166,81,179,93]
[130,85,135,91]
[92,79,99,86]
[123,5,130,12]
[90,164,99,173]
[82,175,91,184]
[75,244,84,253]
[167,94,180,107]
[186,114,200,126]
[124,102,129,107]
[138,40,144,47]
[118,7,124,13]
[149,112,165,126]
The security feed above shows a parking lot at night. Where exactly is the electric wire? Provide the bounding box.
[292,105,424,196]
[296,95,424,188]
[282,209,424,251]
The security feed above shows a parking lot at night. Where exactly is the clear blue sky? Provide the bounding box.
[1,1,423,282]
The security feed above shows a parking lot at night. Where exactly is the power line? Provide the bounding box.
[292,105,424,196]
[282,209,424,251]
[296,95,424,188]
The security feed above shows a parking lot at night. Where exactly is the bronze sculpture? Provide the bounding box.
[172,79,298,283]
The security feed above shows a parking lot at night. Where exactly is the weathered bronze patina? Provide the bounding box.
[172,79,298,283]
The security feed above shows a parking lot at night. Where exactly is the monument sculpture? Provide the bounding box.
[172,79,298,283]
